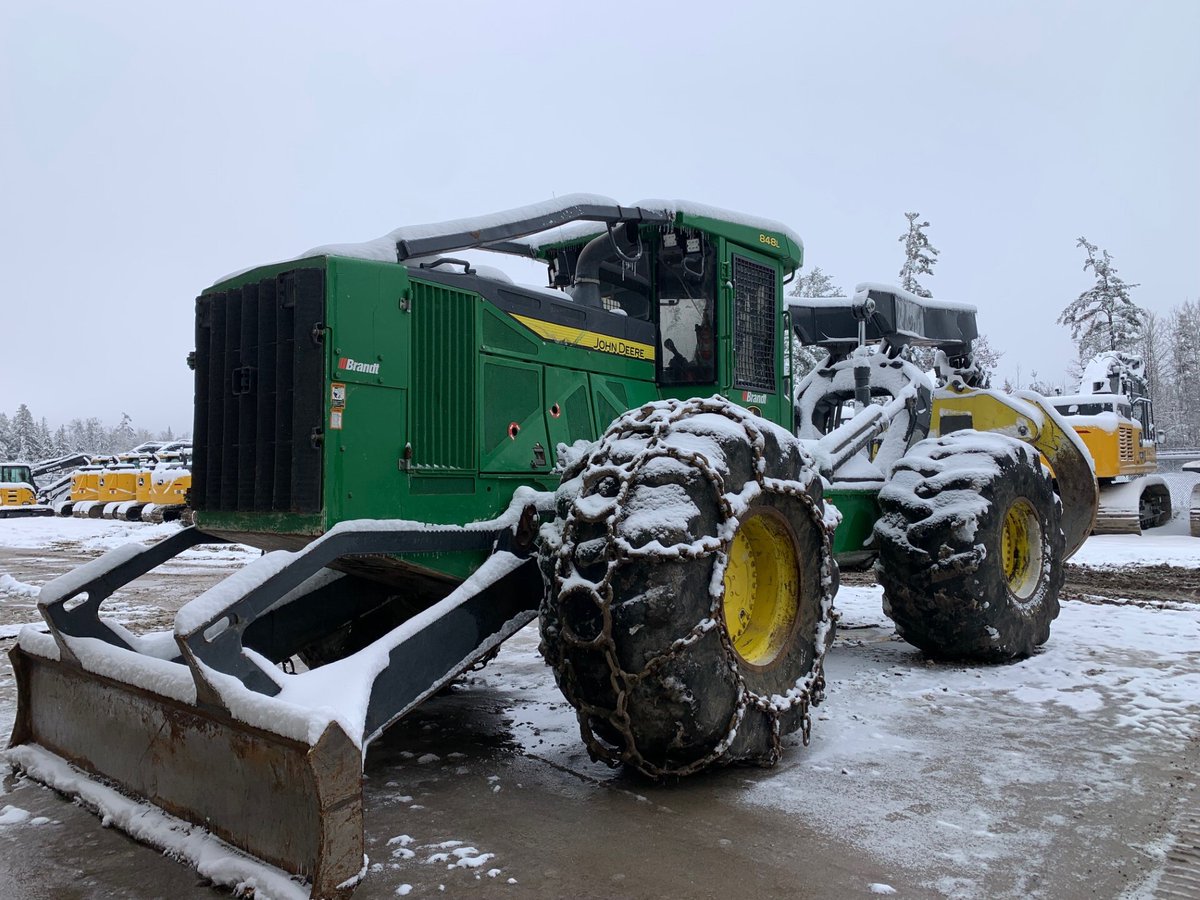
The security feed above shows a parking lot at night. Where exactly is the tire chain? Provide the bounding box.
[542,396,838,779]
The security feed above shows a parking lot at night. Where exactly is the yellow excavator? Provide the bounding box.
[0,463,54,518]
[1050,352,1172,534]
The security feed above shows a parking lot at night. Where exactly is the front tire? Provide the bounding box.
[539,397,837,778]
[874,431,1064,661]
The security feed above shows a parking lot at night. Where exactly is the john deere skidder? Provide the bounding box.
[8,196,1096,897]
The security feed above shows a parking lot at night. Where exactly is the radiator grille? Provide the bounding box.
[732,255,777,392]
[1119,426,1134,462]
[411,281,476,469]
[193,268,325,515]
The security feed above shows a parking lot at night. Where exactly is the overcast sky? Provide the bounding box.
[2,0,1197,432]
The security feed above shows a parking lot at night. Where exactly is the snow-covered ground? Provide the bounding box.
[1071,508,1199,567]
[0,516,204,553]
[0,516,1197,898]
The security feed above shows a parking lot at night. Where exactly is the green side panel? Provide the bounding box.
[591,375,658,432]
[334,385,407,519]
[410,280,476,469]
[545,367,593,451]
[825,487,881,557]
[479,357,551,473]
[327,259,410,389]
[482,306,539,357]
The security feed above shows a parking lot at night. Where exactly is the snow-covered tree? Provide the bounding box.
[1163,299,1200,446]
[115,412,136,449]
[789,266,843,299]
[898,212,939,298]
[969,333,1003,385]
[1056,238,1144,363]
[788,266,845,381]
[0,413,12,459]
[11,404,37,460]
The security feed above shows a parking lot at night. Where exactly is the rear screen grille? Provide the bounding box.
[732,255,777,393]
[193,268,325,515]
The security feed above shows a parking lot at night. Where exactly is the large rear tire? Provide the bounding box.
[539,397,837,778]
[874,431,1065,661]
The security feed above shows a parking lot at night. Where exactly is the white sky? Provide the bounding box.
[2,0,1197,432]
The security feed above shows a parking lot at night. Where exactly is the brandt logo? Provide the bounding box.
[338,357,381,375]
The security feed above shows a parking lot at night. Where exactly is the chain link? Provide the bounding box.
[543,397,838,779]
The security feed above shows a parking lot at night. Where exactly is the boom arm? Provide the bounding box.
[394,196,673,261]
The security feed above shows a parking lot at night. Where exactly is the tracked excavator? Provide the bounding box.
[0,454,91,518]
[1050,351,1172,534]
[8,196,1097,898]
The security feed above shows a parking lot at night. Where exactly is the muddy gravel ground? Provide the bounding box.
[842,563,1200,606]
[1,527,1198,900]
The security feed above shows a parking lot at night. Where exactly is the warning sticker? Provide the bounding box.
[331,382,347,409]
[330,410,343,430]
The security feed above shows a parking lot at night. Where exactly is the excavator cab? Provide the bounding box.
[1051,352,1171,533]
[0,463,54,518]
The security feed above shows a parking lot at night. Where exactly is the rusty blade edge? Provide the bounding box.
[5,743,317,900]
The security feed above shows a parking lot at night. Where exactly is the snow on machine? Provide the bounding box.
[0,462,54,518]
[8,196,1097,897]
[1051,351,1172,534]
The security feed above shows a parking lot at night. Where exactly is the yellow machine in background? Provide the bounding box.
[1051,352,1171,534]
[0,463,54,518]
[137,446,193,522]
[66,461,110,518]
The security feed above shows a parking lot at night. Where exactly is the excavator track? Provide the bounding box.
[1094,475,1173,535]
[1192,483,1200,538]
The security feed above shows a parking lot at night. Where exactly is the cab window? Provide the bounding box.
[657,230,716,385]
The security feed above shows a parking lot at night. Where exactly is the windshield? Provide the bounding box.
[1,465,32,484]
[657,231,716,385]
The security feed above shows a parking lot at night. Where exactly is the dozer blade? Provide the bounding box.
[1094,475,1173,535]
[9,646,362,897]
[8,499,547,898]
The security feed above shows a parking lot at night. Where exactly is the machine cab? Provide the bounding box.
[540,211,799,430]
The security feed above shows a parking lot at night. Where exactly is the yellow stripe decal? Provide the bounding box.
[511,314,656,362]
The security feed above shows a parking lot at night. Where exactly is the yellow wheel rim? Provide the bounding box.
[1001,497,1043,600]
[721,509,800,666]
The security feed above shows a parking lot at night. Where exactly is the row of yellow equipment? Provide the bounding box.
[58,442,193,523]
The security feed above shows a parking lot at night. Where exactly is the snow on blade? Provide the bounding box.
[4,745,309,900]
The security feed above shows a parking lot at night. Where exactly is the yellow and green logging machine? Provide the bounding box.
[10,196,1095,898]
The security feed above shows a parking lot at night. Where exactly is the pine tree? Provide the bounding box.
[115,412,135,450]
[788,266,845,380]
[12,404,36,460]
[34,417,52,460]
[1056,238,1144,363]
[898,212,939,298]
[0,413,12,459]
[788,266,843,299]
